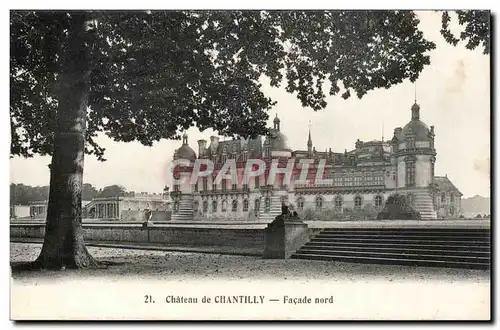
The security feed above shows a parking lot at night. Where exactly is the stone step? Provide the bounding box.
[292,228,490,269]
[291,253,489,269]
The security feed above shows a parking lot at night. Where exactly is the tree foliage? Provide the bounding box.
[10,183,49,205]
[96,184,126,197]
[10,182,101,204]
[441,10,490,54]
[11,10,436,162]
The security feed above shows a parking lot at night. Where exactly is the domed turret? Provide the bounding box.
[176,132,197,161]
[402,102,430,141]
[269,114,290,150]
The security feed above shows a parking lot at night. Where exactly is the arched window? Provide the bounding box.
[354,196,362,210]
[450,206,455,216]
[265,197,271,212]
[243,199,249,212]
[335,196,343,209]
[221,200,227,212]
[254,199,260,214]
[232,200,238,212]
[375,195,383,208]
[202,201,208,213]
[212,200,217,213]
[297,197,305,210]
[315,196,323,210]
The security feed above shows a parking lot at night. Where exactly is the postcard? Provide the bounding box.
[9,9,491,321]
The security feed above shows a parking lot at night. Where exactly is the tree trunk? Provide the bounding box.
[35,13,99,270]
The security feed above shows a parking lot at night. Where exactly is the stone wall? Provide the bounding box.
[10,223,265,250]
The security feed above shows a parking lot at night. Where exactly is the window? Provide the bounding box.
[406,162,416,187]
[354,176,362,186]
[243,199,249,212]
[222,200,227,212]
[441,193,446,203]
[255,177,260,189]
[297,198,305,210]
[212,200,217,213]
[202,201,208,213]
[450,194,454,204]
[222,179,227,192]
[335,196,342,209]
[407,137,415,149]
[450,206,455,216]
[202,178,208,191]
[243,184,248,191]
[254,199,260,214]
[315,196,323,210]
[354,196,362,210]
[232,183,237,191]
[334,176,343,187]
[174,185,179,192]
[232,200,238,212]
[265,198,271,211]
[212,183,217,191]
[375,195,383,208]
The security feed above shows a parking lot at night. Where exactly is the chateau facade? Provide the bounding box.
[170,101,462,221]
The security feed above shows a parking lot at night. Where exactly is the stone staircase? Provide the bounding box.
[258,192,285,223]
[291,227,490,269]
[171,194,194,221]
[411,189,437,220]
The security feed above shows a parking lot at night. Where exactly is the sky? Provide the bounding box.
[8,11,491,198]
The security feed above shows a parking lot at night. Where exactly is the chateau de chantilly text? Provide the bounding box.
[145,295,334,305]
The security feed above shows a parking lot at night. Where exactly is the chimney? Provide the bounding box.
[395,127,402,139]
[210,136,219,152]
[198,139,207,157]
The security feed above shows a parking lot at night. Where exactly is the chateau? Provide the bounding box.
[170,101,462,221]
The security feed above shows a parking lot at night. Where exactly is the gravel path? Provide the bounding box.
[10,243,489,283]
[10,243,490,320]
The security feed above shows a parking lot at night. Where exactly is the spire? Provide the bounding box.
[414,82,417,103]
[307,120,313,149]
[182,131,188,145]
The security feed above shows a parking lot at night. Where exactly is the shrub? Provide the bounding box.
[377,194,421,220]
